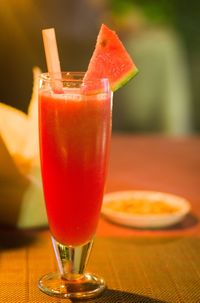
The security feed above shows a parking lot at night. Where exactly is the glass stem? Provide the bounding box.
[52,237,93,281]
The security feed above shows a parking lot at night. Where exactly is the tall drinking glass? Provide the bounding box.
[38,72,112,299]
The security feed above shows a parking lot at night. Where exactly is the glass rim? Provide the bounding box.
[39,72,110,84]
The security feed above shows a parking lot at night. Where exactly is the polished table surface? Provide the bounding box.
[0,134,200,303]
[98,135,200,238]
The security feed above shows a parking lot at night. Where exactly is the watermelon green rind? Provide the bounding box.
[112,67,139,92]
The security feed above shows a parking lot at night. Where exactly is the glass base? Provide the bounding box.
[38,272,106,299]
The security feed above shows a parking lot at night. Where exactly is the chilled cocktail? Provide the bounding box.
[39,73,112,246]
[38,23,137,299]
[38,72,112,298]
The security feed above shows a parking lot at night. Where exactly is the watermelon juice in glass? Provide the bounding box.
[38,72,112,299]
[38,24,138,300]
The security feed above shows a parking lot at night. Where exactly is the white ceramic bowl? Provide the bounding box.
[102,190,191,229]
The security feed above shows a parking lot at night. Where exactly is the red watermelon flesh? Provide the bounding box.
[84,24,138,92]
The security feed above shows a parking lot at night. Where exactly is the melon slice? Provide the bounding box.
[84,24,138,92]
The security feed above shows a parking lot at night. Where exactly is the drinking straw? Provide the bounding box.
[42,28,63,92]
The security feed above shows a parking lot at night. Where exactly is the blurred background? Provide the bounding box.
[0,0,199,135]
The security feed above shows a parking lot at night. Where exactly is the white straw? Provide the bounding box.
[42,28,63,92]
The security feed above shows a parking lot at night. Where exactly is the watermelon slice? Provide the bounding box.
[84,24,138,92]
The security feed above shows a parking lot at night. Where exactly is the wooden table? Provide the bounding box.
[98,134,200,238]
[0,135,200,303]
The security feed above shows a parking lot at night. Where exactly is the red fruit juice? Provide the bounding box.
[39,89,112,246]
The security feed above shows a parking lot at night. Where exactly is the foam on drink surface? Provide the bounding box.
[41,88,109,102]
